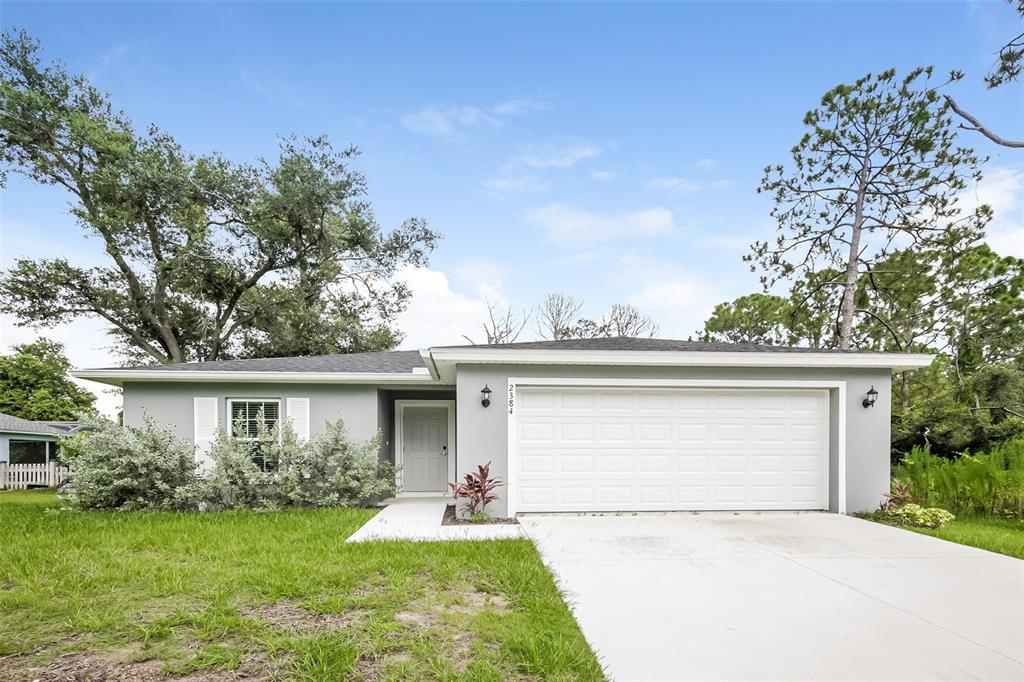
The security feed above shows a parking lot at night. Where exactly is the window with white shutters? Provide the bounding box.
[227,399,281,470]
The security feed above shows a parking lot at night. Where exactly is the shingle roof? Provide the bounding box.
[432,337,865,353]
[89,338,881,377]
[115,350,426,373]
[0,412,69,436]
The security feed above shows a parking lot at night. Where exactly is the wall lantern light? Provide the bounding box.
[862,385,879,409]
[481,384,492,408]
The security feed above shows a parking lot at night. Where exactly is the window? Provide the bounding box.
[228,399,280,470]
[9,440,49,465]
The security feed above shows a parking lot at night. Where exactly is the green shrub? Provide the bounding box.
[879,503,955,529]
[63,415,395,512]
[60,413,197,511]
[188,418,395,510]
[894,439,1024,518]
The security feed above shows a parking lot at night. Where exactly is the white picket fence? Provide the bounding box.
[0,462,71,490]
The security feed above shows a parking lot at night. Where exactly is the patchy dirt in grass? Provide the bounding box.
[442,505,518,526]
[0,649,274,681]
[393,610,438,629]
[443,587,509,613]
[244,599,362,633]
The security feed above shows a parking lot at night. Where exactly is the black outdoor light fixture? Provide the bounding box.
[863,385,879,409]
[480,384,492,408]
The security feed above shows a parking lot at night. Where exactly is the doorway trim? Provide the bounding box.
[394,400,456,493]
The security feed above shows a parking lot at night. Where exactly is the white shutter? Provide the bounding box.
[287,397,310,442]
[193,397,219,472]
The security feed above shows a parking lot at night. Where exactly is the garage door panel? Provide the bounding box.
[513,387,829,512]
[600,454,633,472]
[559,453,595,473]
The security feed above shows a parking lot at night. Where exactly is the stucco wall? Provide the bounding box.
[122,382,385,446]
[455,364,892,516]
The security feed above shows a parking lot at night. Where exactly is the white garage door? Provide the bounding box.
[512,386,830,513]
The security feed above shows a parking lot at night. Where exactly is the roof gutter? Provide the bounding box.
[426,347,936,370]
[0,429,66,438]
[418,349,442,381]
[70,369,442,388]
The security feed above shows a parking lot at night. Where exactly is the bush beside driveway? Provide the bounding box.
[0,491,603,681]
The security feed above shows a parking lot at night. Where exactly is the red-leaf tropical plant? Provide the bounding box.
[449,462,504,515]
[880,478,923,511]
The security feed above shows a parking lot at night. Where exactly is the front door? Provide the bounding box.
[402,405,449,492]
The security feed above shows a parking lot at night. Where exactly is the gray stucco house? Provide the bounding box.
[73,338,933,516]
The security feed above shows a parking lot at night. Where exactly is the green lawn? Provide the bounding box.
[904,516,1024,559]
[0,490,603,681]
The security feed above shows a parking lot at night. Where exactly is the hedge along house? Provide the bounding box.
[73,338,934,517]
[0,412,81,465]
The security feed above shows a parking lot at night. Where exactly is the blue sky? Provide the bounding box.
[1,1,1022,412]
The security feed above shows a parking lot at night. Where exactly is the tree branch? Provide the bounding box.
[944,95,1024,148]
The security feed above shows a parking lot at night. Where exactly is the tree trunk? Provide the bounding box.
[838,170,869,350]
[838,222,863,349]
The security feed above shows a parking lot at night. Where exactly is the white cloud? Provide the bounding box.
[517,142,603,169]
[0,315,122,418]
[965,167,1024,257]
[590,170,617,182]
[393,265,495,349]
[488,97,547,117]
[400,97,545,140]
[484,139,607,195]
[622,261,722,339]
[696,158,721,170]
[527,204,677,246]
[482,174,550,194]
[646,177,732,192]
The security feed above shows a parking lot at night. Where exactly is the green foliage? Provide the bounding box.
[981,1,1023,90]
[63,413,396,512]
[0,30,437,364]
[59,413,196,511]
[701,277,838,347]
[752,67,987,349]
[878,503,955,529]
[892,358,1024,457]
[893,440,1024,517]
[190,419,396,510]
[0,338,96,421]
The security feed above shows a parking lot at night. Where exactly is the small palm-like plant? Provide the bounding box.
[449,462,504,516]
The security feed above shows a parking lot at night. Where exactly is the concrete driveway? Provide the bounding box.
[520,513,1024,681]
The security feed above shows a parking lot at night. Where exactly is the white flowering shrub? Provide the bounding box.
[880,503,955,529]
[60,413,197,511]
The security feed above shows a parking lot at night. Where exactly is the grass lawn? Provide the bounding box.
[903,516,1024,560]
[0,490,603,681]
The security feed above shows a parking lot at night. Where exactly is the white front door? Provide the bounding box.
[512,386,830,513]
[402,405,449,492]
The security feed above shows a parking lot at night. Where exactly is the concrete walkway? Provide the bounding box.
[346,496,525,542]
[521,512,1024,682]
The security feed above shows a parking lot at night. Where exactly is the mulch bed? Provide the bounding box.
[442,504,519,526]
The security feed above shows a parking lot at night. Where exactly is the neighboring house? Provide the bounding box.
[0,411,81,465]
[73,338,933,516]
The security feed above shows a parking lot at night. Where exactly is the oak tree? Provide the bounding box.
[0,30,437,364]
